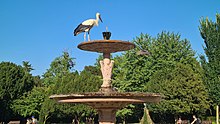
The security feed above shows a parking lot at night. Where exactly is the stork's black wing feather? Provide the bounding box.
[74,24,92,36]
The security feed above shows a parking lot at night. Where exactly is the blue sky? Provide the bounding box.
[0,1,219,76]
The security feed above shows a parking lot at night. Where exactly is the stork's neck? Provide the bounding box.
[95,15,100,26]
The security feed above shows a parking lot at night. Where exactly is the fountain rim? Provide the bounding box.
[50,92,161,102]
[49,92,161,104]
[77,40,135,53]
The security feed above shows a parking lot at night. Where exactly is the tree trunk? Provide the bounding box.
[85,117,94,124]
[123,117,126,124]
[73,115,79,124]
[217,105,219,124]
[43,115,50,124]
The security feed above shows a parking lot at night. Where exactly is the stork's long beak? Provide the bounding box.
[99,16,103,23]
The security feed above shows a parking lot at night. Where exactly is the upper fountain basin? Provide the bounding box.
[77,40,135,53]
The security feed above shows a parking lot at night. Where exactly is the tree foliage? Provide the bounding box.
[22,61,34,73]
[116,104,135,124]
[40,70,102,123]
[113,32,209,122]
[39,52,102,124]
[0,62,34,122]
[11,87,46,117]
[42,52,75,87]
[113,32,197,92]
[146,63,209,117]
[199,13,220,105]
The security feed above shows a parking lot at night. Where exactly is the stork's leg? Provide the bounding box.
[84,32,86,41]
[88,31,90,41]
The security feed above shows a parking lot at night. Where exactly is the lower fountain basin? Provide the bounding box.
[50,92,161,109]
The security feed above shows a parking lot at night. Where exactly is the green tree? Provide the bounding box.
[40,70,101,124]
[40,52,76,123]
[11,61,45,119]
[39,97,56,124]
[58,70,101,123]
[113,32,208,122]
[40,52,102,124]
[42,52,75,87]
[116,105,135,124]
[199,14,220,106]
[11,87,46,118]
[22,61,34,73]
[83,65,101,76]
[0,62,34,123]
[145,63,209,123]
[199,13,220,123]
[113,32,197,92]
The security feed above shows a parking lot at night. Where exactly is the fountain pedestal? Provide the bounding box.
[50,40,161,124]
[99,53,114,92]
[98,109,116,124]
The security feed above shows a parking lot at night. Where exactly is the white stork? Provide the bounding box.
[74,13,103,41]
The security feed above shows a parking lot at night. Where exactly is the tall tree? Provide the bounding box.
[0,62,34,123]
[145,63,209,123]
[42,52,75,87]
[40,70,102,124]
[199,13,220,123]
[22,61,34,73]
[56,69,101,123]
[11,87,46,118]
[40,52,102,124]
[40,52,76,123]
[113,32,209,122]
[113,32,197,92]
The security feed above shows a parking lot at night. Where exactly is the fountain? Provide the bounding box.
[50,32,161,124]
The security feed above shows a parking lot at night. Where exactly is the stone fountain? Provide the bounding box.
[50,32,161,124]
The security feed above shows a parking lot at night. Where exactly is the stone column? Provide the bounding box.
[100,53,114,92]
[98,109,116,124]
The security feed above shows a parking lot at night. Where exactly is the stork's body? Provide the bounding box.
[74,13,103,41]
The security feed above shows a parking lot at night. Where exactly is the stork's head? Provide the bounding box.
[96,13,103,23]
